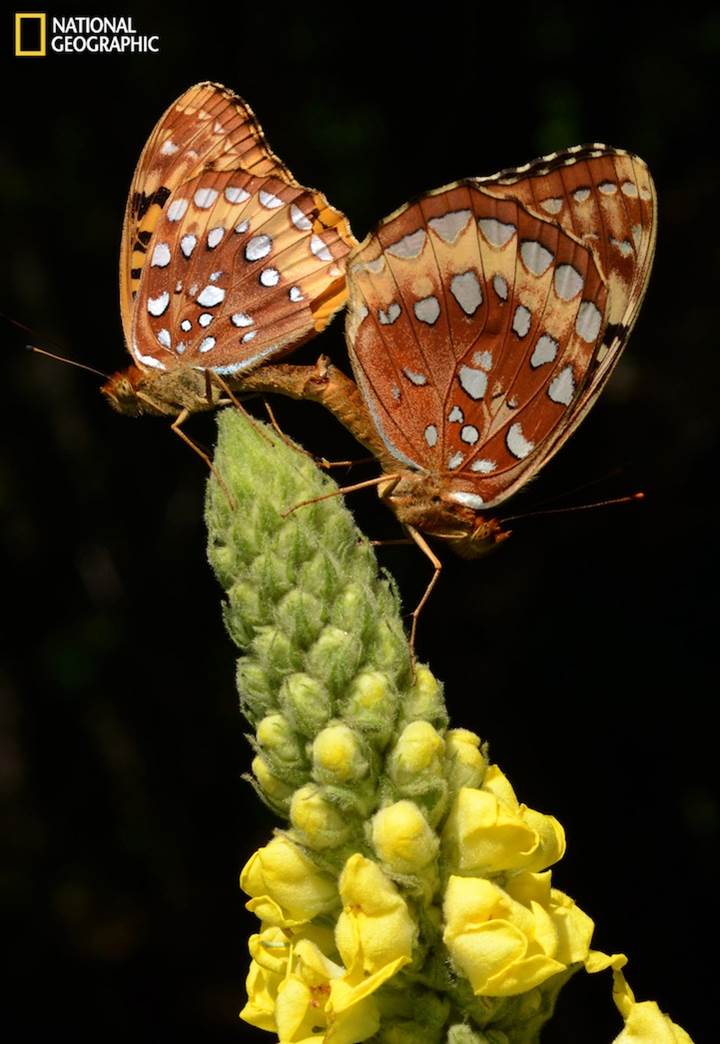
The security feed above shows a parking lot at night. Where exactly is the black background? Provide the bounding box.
[2,6,717,1041]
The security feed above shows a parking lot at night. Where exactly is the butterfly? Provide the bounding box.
[102,82,356,420]
[336,145,656,554]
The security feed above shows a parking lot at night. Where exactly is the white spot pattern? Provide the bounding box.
[428,210,472,244]
[520,240,554,276]
[180,319,192,332]
[478,217,516,247]
[449,491,484,510]
[148,291,170,317]
[194,188,219,209]
[234,220,250,235]
[506,422,534,459]
[492,274,508,300]
[245,234,272,261]
[575,301,602,343]
[387,229,426,259]
[448,452,464,470]
[207,227,225,249]
[290,204,312,231]
[573,188,591,203]
[403,368,427,386]
[289,286,304,303]
[512,304,532,337]
[424,425,438,447]
[450,271,483,315]
[225,186,250,204]
[260,268,280,287]
[151,242,171,267]
[231,313,253,327]
[160,139,178,155]
[310,235,332,261]
[198,313,213,328]
[379,302,401,325]
[449,406,464,423]
[197,285,225,307]
[473,350,493,370]
[471,458,496,474]
[167,198,189,221]
[621,181,638,198]
[259,190,283,209]
[548,365,575,405]
[598,181,617,195]
[458,366,487,400]
[540,197,563,215]
[180,234,197,258]
[531,334,559,368]
[414,296,440,324]
[554,264,584,301]
[242,331,257,343]
[156,328,171,348]
[199,336,216,353]
[461,425,479,445]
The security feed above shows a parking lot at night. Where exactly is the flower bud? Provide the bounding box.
[339,670,399,748]
[278,672,333,736]
[236,659,277,724]
[371,800,438,873]
[251,627,303,680]
[306,626,364,692]
[275,588,326,648]
[312,723,369,785]
[445,729,487,792]
[290,783,355,849]
[256,714,305,766]
[251,756,294,810]
[399,665,448,730]
[298,550,341,602]
[388,721,445,786]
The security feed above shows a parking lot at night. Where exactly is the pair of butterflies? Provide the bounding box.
[105,81,656,555]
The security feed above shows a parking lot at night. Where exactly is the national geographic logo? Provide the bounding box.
[14,14,160,55]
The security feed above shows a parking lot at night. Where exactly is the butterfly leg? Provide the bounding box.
[405,525,442,654]
[282,474,399,519]
[169,408,236,509]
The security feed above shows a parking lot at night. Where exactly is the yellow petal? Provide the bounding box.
[240,835,338,925]
[335,854,415,975]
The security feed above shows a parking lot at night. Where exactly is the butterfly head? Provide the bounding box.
[102,367,146,416]
[385,472,509,557]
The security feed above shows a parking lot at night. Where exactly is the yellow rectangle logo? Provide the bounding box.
[15,12,46,56]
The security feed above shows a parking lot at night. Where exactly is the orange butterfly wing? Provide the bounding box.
[345,147,656,509]
[120,82,355,375]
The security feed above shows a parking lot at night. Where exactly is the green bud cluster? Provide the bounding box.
[206,409,416,831]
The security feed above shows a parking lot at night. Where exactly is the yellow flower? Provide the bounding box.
[443,871,594,996]
[441,784,565,876]
[241,926,403,1042]
[335,854,415,977]
[610,969,694,1043]
[240,835,338,927]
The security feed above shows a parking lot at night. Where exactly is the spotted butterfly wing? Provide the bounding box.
[345,146,656,512]
[108,82,355,411]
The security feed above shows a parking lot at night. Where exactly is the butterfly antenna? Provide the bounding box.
[524,467,626,512]
[2,313,109,380]
[499,492,644,526]
[25,344,109,380]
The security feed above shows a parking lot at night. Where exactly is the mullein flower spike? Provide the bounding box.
[206,408,692,1043]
